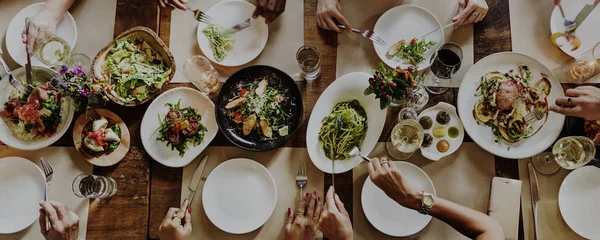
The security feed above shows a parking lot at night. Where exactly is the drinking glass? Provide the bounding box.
[424,43,463,94]
[553,42,600,83]
[72,173,117,199]
[68,53,91,74]
[296,45,321,81]
[532,136,597,175]
[387,110,424,160]
[33,33,71,67]
[183,55,221,98]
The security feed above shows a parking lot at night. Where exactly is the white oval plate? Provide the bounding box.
[6,3,77,67]
[457,52,565,159]
[197,0,268,67]
[0,67,75,150]
[550,0,600,58]
[0,157,45,234]
[203,158,277,234]
[362,161,435,237]
[559,166,600,239]
[373,5,444,71]
[418,102,464,161]
[306,72,386,174]
[140,87,218,168]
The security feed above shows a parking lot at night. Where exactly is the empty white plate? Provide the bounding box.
[0,157,45,234]
[373,5,444,71]
[362,161,435,237]
[197,0,269,67]
[5,3,77,67]
[202,158,277,234]
[550,0,600,58]
[559,166,600,239]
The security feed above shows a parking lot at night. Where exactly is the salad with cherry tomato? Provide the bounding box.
[386,38,436,66]
[81,116,121,157]
[154,99,207,157]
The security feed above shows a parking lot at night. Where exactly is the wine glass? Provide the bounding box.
[183,55,221,98]
[532,136,597,175]
[424,42,463,95]
[387,108,424,160]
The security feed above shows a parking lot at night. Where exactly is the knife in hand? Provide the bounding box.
[573,0,599,30]
[184,154,209,215]
[528,163,540,240]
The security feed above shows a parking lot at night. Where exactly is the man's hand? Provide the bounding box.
[551,86,600,120]
[252,0,286,24]
[158,199,192,240]
[39,201,79,240]
[367,157,421,210]
[317,0,351,33]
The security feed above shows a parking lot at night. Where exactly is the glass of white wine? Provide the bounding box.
[553,42,600,84]
[532,136,597,175]
[34,33,71,66]
[387,108,424,160]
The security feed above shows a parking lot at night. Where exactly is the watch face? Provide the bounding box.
[423,195,434,205]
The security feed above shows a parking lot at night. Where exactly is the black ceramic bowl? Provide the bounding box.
[215,65,303,151]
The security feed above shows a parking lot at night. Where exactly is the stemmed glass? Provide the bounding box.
[532,136,597,175]
[386,108,424,160]
[424,43,463,95]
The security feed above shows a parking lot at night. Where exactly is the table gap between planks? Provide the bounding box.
[79,0,524,239]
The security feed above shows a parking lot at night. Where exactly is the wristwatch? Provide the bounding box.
[419,191,435,215]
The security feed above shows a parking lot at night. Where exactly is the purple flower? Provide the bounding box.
[70,66,85,75]
[79,85,91,97]
[58,81,68,89]
[58,67,68,76]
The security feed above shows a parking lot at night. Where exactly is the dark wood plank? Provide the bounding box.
[473,0,512,62]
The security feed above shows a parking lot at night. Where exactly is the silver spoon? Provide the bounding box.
[349,146,371,162]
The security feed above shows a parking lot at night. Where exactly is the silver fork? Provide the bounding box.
[525,109,545,125]
[40,157,54,230]
[557,4,576,33]
[337,25,387,46]
[296,159,308,197]
[0,50,29,94]
[187,5,215,24]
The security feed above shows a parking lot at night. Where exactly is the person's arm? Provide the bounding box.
[252,0,287,24]
[550,86,600,121]
[368,157,504,240]
[452,0,489,28]
[39,201,80,240]
[316,0,351,33]
[22,0,75,52]
[158,199,192,240]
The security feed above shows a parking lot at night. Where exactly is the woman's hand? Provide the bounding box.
[318,186,353,240]
[551,86,600,121]
[285,191,322,240]
[367,157,421,210]
[22,8,61,53]
[252,0,287,24]
[452,0,489,28]
[39,201,79,240]
[158,199,192,240]
[317,0,351,33]
[157,0,188,11]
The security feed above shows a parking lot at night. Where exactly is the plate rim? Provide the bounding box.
[558,166,600,239]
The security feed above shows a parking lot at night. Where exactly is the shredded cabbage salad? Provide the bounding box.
[202,24,235,62]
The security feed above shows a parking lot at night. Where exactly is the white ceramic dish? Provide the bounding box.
[197,0,269,67]
[140,87,218,168]
[373,5,444,71]
[202,158,277,234]
[457,52,565,159]
[550,0,600,58]
[362,161,435,237]
[6,3,77,67]
[417,102,464,161]
[306,72,386,174]
[0,157,45,234]
[0,67,74,150]
[559,166,600,239]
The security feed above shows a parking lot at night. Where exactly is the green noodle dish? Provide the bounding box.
[319,100,368,160]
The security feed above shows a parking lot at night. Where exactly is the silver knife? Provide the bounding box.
[573,0,599,29]
[24,18,33,86]
[184,154,209,215]
[220,17,252,36]
[528,163,540,240]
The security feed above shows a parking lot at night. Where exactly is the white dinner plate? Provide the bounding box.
[550,0,600,58]
[0,157,45,234]
[457,52,565,159]
[5,3,77,67]
[202,158,277,234]
[197,0,269,67]
[362,161,435,237]
[140,87,218,168]
[306,72,386,174]
[559,166,600,239]
[373,5,444,71]
[418,102,464,161]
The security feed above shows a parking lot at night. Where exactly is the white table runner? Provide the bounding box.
[169,0,304,83]
[0,147,93,240]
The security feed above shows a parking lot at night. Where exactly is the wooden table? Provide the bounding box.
[68,0,537,239]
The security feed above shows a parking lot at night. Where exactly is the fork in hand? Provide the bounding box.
[525,109,545,125]
[40,157,54,230]
[337,25,387,46]
[186,6,215,24]
[296,158,308,198]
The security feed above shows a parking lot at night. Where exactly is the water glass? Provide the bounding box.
[72,173,117,199]
[183,55,221,98]
[296,45,321,81]
[554,42,600,83]
[424,42,463,94]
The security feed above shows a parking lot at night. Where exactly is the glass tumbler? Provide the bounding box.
[183,55,221,98]
[296,45,321,81]
[554,42,600,83]
[72,173,117,199]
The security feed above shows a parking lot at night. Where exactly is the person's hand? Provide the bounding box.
[452,0,489,28]
[317,0,351,33]
[318,186,352,240]
[252,0,287,24]
[554,0,561,5]
[157,0,188,11]
[550,86,600,120]
[22,8,61,53]
[158,199,192,240]
[284,191,322,240]
[39,201,79,240]
[367,157,421,210]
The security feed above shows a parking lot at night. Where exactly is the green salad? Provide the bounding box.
[318,100,368,160]
[102,39,171,103]
[202,24,235,62]
[387,38,436,66]
[155,99,207,157]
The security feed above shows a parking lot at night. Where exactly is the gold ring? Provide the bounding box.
[172,215,182,219]
[382,160,388,164]
[312,216,319,222]
[287,220,293,224]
